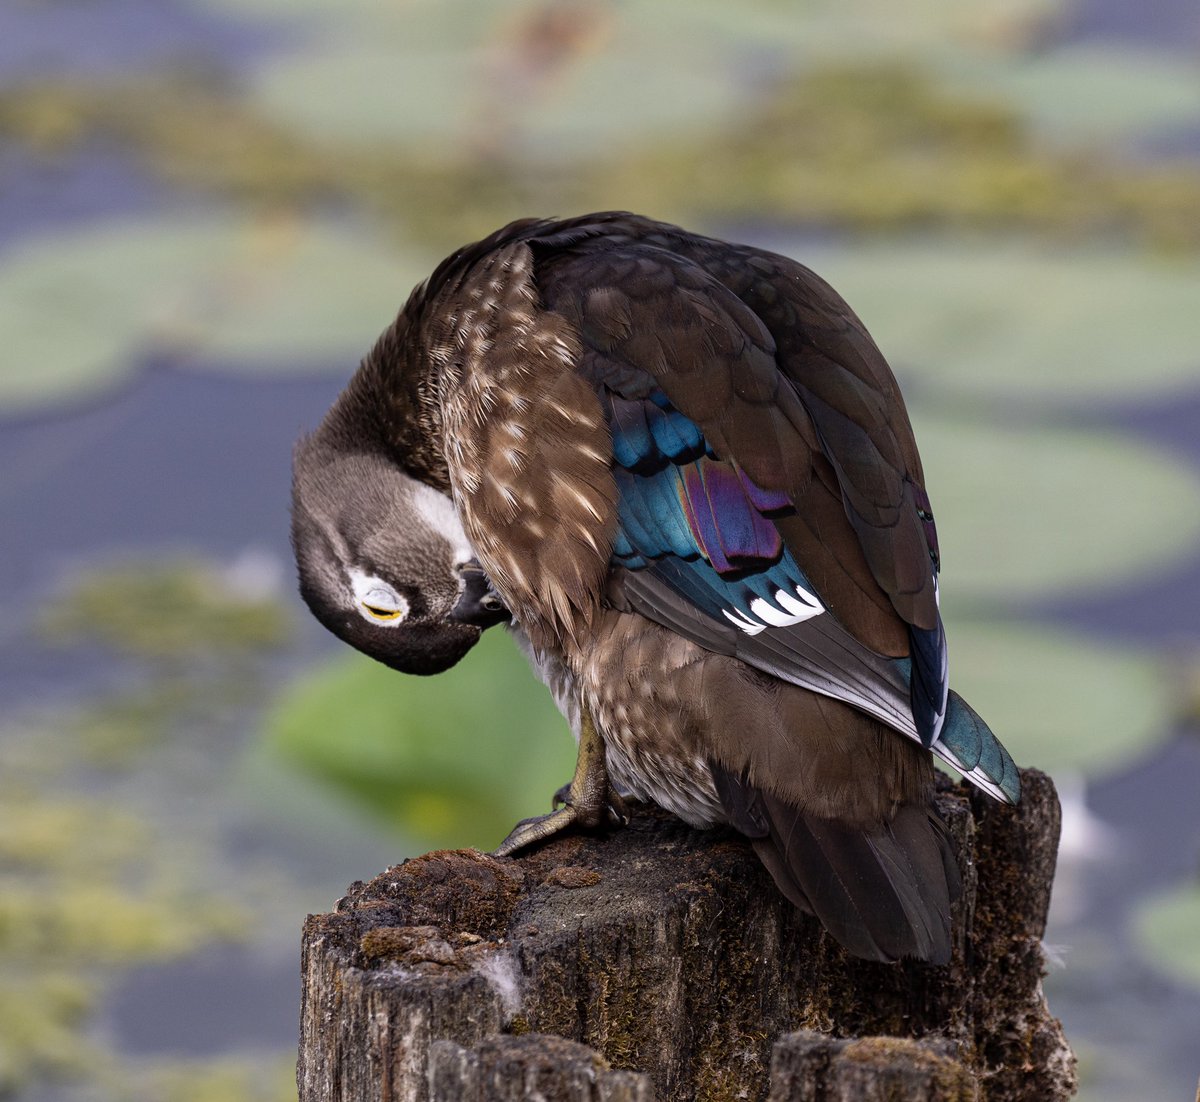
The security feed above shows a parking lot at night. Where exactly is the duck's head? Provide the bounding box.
[290,439,509,675]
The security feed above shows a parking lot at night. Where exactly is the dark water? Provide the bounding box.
[0,147,175,257]
[1050,734,1200,1096]
[0,366,377,1070]
[108,945,302,1056]
[0,366,344,705]
[0,0,272,85]
[1057,0,1200,53]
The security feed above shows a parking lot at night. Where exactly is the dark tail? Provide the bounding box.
[714,768,960,964]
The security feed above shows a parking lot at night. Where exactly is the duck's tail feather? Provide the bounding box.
[713,767,960,964]
[932,690,1021,804]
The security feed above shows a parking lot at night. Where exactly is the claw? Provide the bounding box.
[607,787,630,827]
[492,700,626,858]
[494,806,582,857]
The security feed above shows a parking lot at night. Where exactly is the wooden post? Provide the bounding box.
[298,770,1076,1101]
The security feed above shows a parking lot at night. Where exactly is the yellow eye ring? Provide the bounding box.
[363,603,403,621]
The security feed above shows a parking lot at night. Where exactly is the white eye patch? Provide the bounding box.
[349,569,409,627]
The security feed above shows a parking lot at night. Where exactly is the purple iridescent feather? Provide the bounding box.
[678,457,783,573]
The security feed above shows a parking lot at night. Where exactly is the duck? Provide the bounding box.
[290,212,1019,963]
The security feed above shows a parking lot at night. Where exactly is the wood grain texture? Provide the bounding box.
[298,770,1075,1101]
[770,1032,977,1101]
[429,1035,654,1101]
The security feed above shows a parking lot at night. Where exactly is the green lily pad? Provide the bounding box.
[246,18,743,157]
[796,240,1200,401]
[247,44,480,153]
[0,224,216,413]
[194,220,425,368]
[667,0,1065,60]
[0,217,426,413]
[935,45,1200,148]
[265,629,577,850]
[1133,884,1200,990]
[943,619,1170,778]
[914,409,1200,601]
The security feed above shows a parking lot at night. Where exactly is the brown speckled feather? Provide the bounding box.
[433,241,618,650]
[356,209,946,765]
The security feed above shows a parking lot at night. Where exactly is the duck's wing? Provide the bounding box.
[528,223,1017,803]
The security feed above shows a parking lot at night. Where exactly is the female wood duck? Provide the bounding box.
[291,212,1019,964]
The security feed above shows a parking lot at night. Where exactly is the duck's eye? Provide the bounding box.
[350,571,408,627]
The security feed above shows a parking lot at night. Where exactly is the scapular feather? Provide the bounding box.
[608,394,657,472]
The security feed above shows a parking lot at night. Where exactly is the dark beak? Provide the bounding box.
[449,561,511,629]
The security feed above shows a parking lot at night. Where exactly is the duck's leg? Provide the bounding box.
[493,701,628,857]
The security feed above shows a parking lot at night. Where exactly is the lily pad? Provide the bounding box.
[788,240,1200,402]
[0,216,426,413]
[915,409,1200,601]
[1133,884,1200,989]
[936,45,1200,148]
[246,15,745,157]
[665,0,1065,59]
[265,628,577,850]
[943,619,1171,778]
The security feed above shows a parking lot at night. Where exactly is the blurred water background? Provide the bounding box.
[1,1,1199,1099]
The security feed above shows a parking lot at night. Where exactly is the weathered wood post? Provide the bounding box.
[298,769,1075,1101]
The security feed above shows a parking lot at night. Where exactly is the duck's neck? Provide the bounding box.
[329,231,546,493]
[325,308,452,492]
